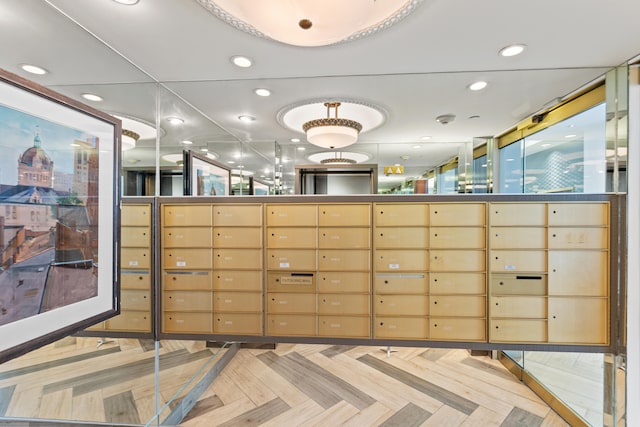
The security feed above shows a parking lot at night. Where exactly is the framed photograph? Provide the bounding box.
[0,68,120,363]
[184,150,231,196]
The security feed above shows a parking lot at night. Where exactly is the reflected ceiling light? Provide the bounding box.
[413,145,422,149]
[606,147,628,158]
[254,88,271,97]
[565,134,577,138]
[231,55,253,67]
[112,114,157,152]
[162,153,184,165]
[297,146,306,151]
[290,138,301,143]
[82,93,103,102]
[20,64,48,75]
[499,44,526,57]
[113,0,139,5]
[238,115,256,123]
[206,152,218,159]
[181,140,193,145]
[200,148,209,152]
[167,116,184,125]
[468,81,487,91]
[198,0,423,47]
[420,136,431,141]
[121,129,139,151]
[308,151,370,164]
[303,102,362,149]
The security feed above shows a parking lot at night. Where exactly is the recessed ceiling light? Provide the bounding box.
[167,117,184,125]
[20,64,48,75]
[565,134,577,138]
[200,148,209,152]
[499,44,526,57]
[82,93,103,102]
[290,138,301,143]
[181,140,193,145]
[468,81,487,91]
[297,146,306,151]
[228,160,236,164]
[254,88,271,97]
[112,0,139,4]
[413,145,422,149]
[231,56,253,68]
[420,136,431,141]
[238,115,256,123]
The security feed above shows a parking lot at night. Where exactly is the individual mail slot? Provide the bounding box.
[163,204,212,227]
[374,227,428,249]
[319,227,370,249]
[430,203,485,226]
[429,227,485,249]
[267,314,316,336]
[214,313,262,335]
[374,203,428,227]
[318,294,370,315]
[122,204,152,226]
[122,248,151,269]
[163,271,211,291]
[374,274,427,294]
[214,292,262,313]
[267,227,316,249]
[106,311,151,332]
[374,316,428,339]
[548,202,609,227]
[213,227,262,248]
[491,296,547,318]
[163,227,212,248]
[318,272,370,293]
[120,271,151,290]
[121,290,151,311]
[163,291,212,311]
[318,204,371,227]
[213,204,262,227]
[548,227,608,249]
[163,312,212,334]
[319,316,370,338]
[375,295,428,316]
[268,272,315,293]
[164,248,212,270]
[319,250,370,271]
[267,292,316,314]
[548,297,608,344]
[267,249,316,271]
[214,270,262,292]
[490,250,546,272]
[121,227,151,248]
[430,272,485,295]
[375,250,427,272]
[490,227,546,249]
[214,248,262,270]
[430,250,485,272]
[489,203,546,226]
[548,251,608,296]
[430,296,486,317]
[267,204,317,227]
[490,319,547,343]
[490,274,546,295]
[430,318,486,341]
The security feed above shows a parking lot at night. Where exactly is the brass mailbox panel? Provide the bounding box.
[163,204,212,227]
[318,294,370,315]
[374,274,427,294]
[267,314,316,336]
[121,290,151,311]
[489,203,546,226]
[267,249,316,271]
[163,312,212,334]
[318,204,371,227]
[375,295,428,316]
[490,227,546,249]
[430,296,486,317]
[429,227,485,249]
[213,204,262,227]
[548,227,608,249]
[122,248,151,269]
[121,271,151,290]
[214,292,262,313]
[490,274,546,295]
[267,272,315,293]
[430,250,485,272]
[214,248,262,270]
[163,227,212,248]
[106,311,151,332]
[548,251,608,296]
[122,204,151,226]
[375,250,428,272]
[319,227,370,249]
[374,227,428,249]
[266,204,317,227]
[163,271,211,291]
[267,293,316,314]
[548,297,608,344]
[319,249,370,271]
[374,203,428,227]
[214,270,262,292]
[213,227,262,248]
[430,318,486,341]
[430,272,485,295]
[319,316,370,338]
[164,248,212,270]
[267,227,316,249]
[374,316,428,339]
[548,202,608,226]
[214,313,262,335]
[429,203,485,226]
[490,250,546,273]
[121,227,151,247]
[490,296,547,318]
[318,272,370,293]
[163,290,212,311]
[490,319,547,343]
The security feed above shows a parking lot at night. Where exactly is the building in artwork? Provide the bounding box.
[17,126,54,188]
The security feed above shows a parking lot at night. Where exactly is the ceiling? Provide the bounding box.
[1,0,639,193]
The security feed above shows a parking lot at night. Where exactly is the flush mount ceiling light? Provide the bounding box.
[231,55,253,68]
[167,116,184,125]
[499,44,526,57]
[20,64,48,75]
[238,115,256,123]
[468,81,487,91]
[303,102,362,149]
[254,88,271,97]
[112,114,158,151]
[82,93,103,102]
[197,0,423,47]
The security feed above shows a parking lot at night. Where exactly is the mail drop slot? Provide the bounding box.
[490,250,546,272]
[214,292,262,312]
[430,203,485,226]
[319,250,370,271]
[430,296,485,317]
[489,203,546,226]
[267,293,316,314]
[163,271,211,291]
[490,296,547,318]
[548,227,608,249]
[214,313,262,335]
[121,227,151,247]
[374,203,428,227]
[121,271,151,290]
[490,319,547,343]
[490,227,546,249]
[213,227,262,248]
[267,314,316,336]
[374,274,427,294]
[430,318,486,341]
[267,227,316,248]
[106,311,150,332]
[490,274,546,295]
[375,250,427,272]
[214,270,262,292]
[319,227,370,249]
[319,316,370,338]
[122,204,151,226]
[429,227,485,249]
[318,294,370,315]
[122,248,151,269]
[213,204,262,227]
[214,248,262,270]
[375,295,428,316]
[374,316,428,339]
[268,272,315,292]
[548,251,608,296]
[318,272,370,293]
[374,227,428,249]
[267,249,316,271]
[121,290,151,311]
[318,204,371,227]
[163,312,212,333]
[164,248,212,269]
[430,272,485,295]
[163,204,212,227]
[430,250,485,272]
[267,204,317,227]
[163,290,212,311]
[548,202,608,226]
[163,227,213,248]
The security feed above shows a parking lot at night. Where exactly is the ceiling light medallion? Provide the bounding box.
[303,102,362,149]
